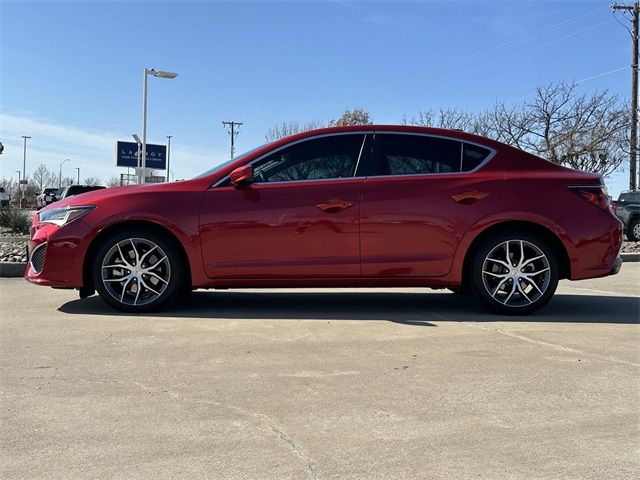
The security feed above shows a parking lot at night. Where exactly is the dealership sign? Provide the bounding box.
[116,141,166,170]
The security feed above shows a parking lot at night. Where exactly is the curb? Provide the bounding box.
[0,262,26,278]
[621,253,640,262]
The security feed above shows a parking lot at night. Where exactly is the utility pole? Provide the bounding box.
[612,2,639,190]
[222,120,243,159]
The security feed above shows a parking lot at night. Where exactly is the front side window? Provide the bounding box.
[252,134,366,183]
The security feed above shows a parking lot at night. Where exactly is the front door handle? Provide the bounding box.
[451,189,490,204]
[316,199,355,213]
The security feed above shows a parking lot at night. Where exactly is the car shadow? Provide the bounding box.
[58,291,640,325]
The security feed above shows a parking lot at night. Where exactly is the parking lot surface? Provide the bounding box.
[1,266,639,480]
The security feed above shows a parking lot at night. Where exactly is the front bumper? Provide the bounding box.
[24,219,93,288]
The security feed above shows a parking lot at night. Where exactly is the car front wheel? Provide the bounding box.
[471,232,559,315]
[92,228,185,312]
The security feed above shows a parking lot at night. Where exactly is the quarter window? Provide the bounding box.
[252,134,365,183]
[462,143,491,171]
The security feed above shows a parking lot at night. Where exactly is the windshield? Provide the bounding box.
[193,143,270,179]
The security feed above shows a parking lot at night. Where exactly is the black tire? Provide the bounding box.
[471,231,559,315]
[92,227,186,313]
[626,218,640,242]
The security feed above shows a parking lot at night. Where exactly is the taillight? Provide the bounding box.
[570,186,610,210]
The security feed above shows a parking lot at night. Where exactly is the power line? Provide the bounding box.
[432,6,606,71]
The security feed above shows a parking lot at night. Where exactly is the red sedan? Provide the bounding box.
[26,125,622,315]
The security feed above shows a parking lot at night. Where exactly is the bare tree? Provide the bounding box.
[403,108,474,131]
[265,120,326,142]
[406,83,629,177]
[83,176,102,186]
[32,164,53,192]
[106,176,121,187]
[517,83,628,177]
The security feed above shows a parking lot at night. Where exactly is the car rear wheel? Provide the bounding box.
[627,218,640,242]
[471,232,559,315]
[92,228,185,312]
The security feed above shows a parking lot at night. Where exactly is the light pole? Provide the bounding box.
[58,158,70,188]
[21,136,31,207]
[75,167,80,185]
[140,68,178,184]
[166,135,172,182]
[15,171,20,204]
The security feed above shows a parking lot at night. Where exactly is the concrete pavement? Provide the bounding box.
[1,265,639,479]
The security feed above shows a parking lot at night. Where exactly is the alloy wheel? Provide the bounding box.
[101,238,171,307]
[481,239,551,308]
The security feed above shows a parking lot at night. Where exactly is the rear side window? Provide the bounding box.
[362,133,492,176]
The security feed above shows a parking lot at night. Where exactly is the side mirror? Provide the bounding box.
[230,165,254,188]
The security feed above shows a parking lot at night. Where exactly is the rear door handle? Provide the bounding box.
[451,189,490,204]
[316,199,355,213]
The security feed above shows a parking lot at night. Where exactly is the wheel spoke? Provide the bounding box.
[505,241,511,265]
[140,278,161,296]
[492,278,510,298]
[516,281,532,304]
[483,270,508,278]
[519,240,525,267]
[120,277,133,302]
[104,277,127,283]
[486,257,510,269]
[523,254,545,267]
[504,281,517,304]
[133,281,141,305]
[116,244,132,268]
[527,267,549,276]
[129,239,140,266]
[139,246,158,266]
[522,277,543,295]
[103,264,127,269]
[147,272,168,284]
[146,256,167,271]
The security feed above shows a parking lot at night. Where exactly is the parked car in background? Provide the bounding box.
[0,187,10,208]
[612,190,640,241]
[54,185,106,202]
[36,188,59,209]
[26,125,622,315]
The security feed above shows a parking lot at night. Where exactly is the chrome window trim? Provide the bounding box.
[212,131,370,188]
[211,130,497,187]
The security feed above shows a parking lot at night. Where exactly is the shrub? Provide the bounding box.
[0,209,32,235]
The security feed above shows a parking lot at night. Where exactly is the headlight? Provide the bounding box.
[39,206,95,226]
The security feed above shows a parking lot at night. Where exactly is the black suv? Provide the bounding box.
[55,185,106,202]
[613,190,640,242]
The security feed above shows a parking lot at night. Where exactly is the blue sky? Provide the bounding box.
[0,0,633,195]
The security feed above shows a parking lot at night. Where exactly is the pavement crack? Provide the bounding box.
[132,382,319,479]
[463,323,639,367]
[269,424,318,479]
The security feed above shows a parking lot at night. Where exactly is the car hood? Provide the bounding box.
[43,182,183,210]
